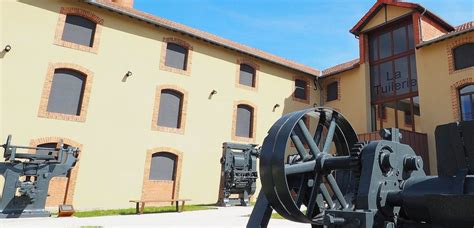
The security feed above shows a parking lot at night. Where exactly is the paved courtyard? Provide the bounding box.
[0,206,308,228]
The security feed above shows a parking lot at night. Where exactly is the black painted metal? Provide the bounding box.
[218,142,259,206]
[259,107,358,224]
[248,108,474,228]
[0,135,79,218]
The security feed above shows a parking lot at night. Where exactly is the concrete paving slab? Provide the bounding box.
[0,206,309,228]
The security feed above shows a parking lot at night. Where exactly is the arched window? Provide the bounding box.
[236,104,254,138]
[326,81,338,102]
[454,43,474,71]
[165,43,189,70]
[47,69,86,116]
[157,89,184,128]
[460,84,474,121]
[294,79,308,100]
[239,64,256,87]
[62,15,97,47]
[149,152,177,181]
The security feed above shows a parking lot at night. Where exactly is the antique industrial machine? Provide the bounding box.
[218,142,259,206]
[248,107,474,228]
[0,135,79,218]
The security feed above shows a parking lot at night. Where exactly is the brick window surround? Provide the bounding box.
[231,100,257,143]
[29,137,82,207]
[451,77,473,120]
[159,37,193,76]
[323,77,341,103]
[447,36,474,74]
[53,7,104,53]
[141,147,183,202]
[38,63,94,122]
[151,85,188,134]
[292,76,311,104]
[235,58,259,91]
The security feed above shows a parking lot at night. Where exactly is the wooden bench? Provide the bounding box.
[129,199,191,214]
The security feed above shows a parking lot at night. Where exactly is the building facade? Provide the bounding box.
[0,0,472,210]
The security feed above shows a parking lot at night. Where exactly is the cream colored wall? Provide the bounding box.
[416,32,474,174]
[0,0,318,210]
[321,65,371,134]
[362,5,412,32]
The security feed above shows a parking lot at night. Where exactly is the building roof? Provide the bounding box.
[321,59,360,77]
[417,21,474,48]
[350,0,454,36]
[82,0,320,76]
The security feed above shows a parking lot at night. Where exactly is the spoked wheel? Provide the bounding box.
[260,107,359,225]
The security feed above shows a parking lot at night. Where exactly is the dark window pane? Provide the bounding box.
[47,69,85,115]
[370,65,380,100]
[326,82,338,101]
[460,85,474,94]
[239,64,255,87]
[409,54,418,92]
[460,94,473,121]
[407,24,414,50]
[295,79,307,100]
[378,61,393,98]
[369,37,378,61]
[454,43,474,70]
[149,152,176,181]
[405,110,413,125]
[393,26,408,54]
[236,105,253,138]
[379,32,392,59]
[394,57,410,95]
[62,15,96,47]
[157,90,183,128]
[165,43,188,70]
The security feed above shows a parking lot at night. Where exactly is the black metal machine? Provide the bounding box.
[0,135,79,218]
[247,107,474,228]
[218,142,259,206]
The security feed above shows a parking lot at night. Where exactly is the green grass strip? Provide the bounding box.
[72,204,217,218]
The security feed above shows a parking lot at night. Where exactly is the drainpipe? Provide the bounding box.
[418,7,427,42]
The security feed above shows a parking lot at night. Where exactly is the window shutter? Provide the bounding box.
[157,90,183,128]
[295,79,307,100]
[327,82,338,101]
[454,43,474,70]
[149,152,177,181]
[236,105,253,138]
[165,43,188,70]
[47,69,86,115]
[239,64,255,87]
[62,15,96,47]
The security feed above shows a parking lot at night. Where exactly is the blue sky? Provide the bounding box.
[135,0,473,70]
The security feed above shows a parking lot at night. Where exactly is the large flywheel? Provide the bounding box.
[260,107,359,225]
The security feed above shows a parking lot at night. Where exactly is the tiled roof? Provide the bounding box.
[455,21,474,32]
[350,0,454,35]
[417,21,474,48]
[321,59,360,77]
[82,0,320,76]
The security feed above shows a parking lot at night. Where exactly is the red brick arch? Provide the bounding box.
[29,137,82,207]
[450,77,473,120]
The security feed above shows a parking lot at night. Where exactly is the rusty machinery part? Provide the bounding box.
[259,107,359,224]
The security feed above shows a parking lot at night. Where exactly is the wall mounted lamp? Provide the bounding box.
[208,89,218,99]
[4,45,11,52]
[273,104,280,112]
